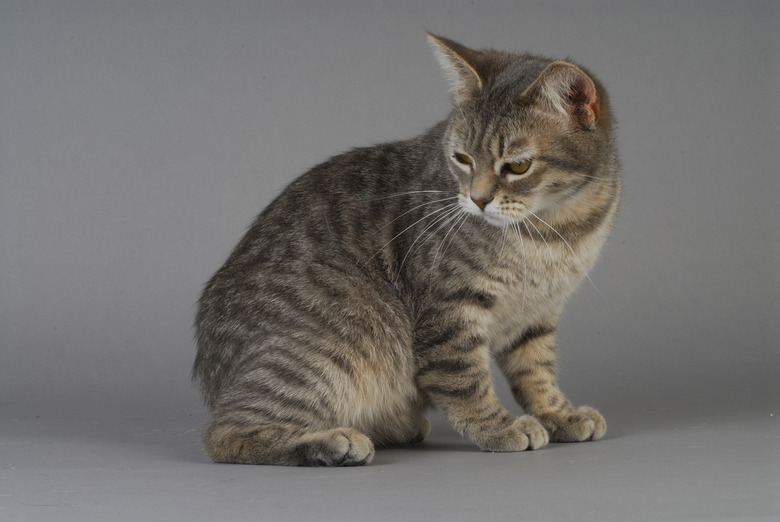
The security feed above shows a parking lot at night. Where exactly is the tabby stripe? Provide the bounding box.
[513,359,557,374]
[265,347,339,395]
[219,397,320,427]
[260,361,337,413]
[451,242,489,274]
[415,319,465,351]
[255,295,320,333]
[537,156,588,173]
[469,407,507,426]
[425,382,487,401]
[305,279,349,306]
[243,384,328,422]
[236,405,313,428]
[441,287,496,309]
[495,325,556,360]
[261,360,313,390]
[452,335,484,353]
[417,359,473,376]
[526,194,613,243]
[287,292,346,330]
[568,198,613,237]
[569,174,594,194]
[304,342,356,377]
[553,397,570,412]
[508,368,534,380]
[475,116,496,155]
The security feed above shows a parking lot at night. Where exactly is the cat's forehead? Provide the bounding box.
[455,55,555,124]
[502,135,533,156]
[449,107,537,153]
[454,87,539,131]
[493,56,551,92]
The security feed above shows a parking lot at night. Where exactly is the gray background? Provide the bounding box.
[1,1,778,521]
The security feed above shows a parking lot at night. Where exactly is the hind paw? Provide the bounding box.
[409,417,431,444]
[303,428,375,466]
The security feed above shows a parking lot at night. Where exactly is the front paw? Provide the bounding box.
[474,415,549,452]
[540,406,606,442]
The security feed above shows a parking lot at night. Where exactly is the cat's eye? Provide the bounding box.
[504,159,532,176]
[453,153,473,166]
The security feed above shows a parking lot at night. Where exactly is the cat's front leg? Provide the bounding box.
[495,325,607,442]
[415,321,548,452]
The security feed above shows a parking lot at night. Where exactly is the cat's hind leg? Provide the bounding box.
[370,407,431,447]
[202,416,375,466]
[409,415,431,444]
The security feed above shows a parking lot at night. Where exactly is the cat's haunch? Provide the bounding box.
[193,34,620,466]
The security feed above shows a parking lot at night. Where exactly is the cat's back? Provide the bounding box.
[218,124,446,270]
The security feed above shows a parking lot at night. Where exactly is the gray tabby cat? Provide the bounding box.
[193,34,621,466]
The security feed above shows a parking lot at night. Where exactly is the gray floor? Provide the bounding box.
[3,398,778,522]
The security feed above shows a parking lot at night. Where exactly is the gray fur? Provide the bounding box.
[193,34,621,466]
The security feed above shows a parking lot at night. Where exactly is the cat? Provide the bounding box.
[193,34,621,466]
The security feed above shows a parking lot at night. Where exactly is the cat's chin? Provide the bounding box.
[481,213,510,227]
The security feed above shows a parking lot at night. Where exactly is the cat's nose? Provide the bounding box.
[471,196,493,210]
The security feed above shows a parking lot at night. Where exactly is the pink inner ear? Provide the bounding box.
[587,92,600,122]
[571,75,599,123]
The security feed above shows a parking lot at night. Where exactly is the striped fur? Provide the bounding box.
[193,34,621,465]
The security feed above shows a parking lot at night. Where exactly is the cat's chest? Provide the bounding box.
[470,240,598,349]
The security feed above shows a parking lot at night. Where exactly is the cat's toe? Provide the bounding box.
[513,416,549,449]
[304,428,375,466]
[542,406,606,442]
[476,415,549,452]
[579,406,607,440]
[412,417,431,443]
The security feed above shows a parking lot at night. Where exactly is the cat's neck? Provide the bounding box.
[532,176,620,243]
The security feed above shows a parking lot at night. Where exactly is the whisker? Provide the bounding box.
[367,190,450,202]
[443,213,470,257]
[401,208,463,278]
[497,222,509,262]
[524,215,554,260]
[362,202,459,267]
[527,210,604,298]
[379,196,460,230]
[511,221,527,313]
[566,173,601,181]
[560,186,590,204]
[521,219,541,256]
[429,211,467,275]
[433,212,469,272]
[396,205,462,278]
[421,206,464,253]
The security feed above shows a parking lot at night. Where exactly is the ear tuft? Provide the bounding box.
[528,62,600,127]
[427,33,483,103]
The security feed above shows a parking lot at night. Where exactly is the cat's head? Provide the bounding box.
[429,34,612,227]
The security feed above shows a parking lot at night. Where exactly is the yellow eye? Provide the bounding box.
[454,153,473,166]
[505,159,532,176]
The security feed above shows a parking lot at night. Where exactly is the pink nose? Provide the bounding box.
[471,196,492,210]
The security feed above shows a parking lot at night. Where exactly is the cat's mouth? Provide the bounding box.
[481,212,508,227]
[459,194,512,227]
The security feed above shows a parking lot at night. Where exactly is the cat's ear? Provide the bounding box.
[525,62,600,128]
[427,33,485,102]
